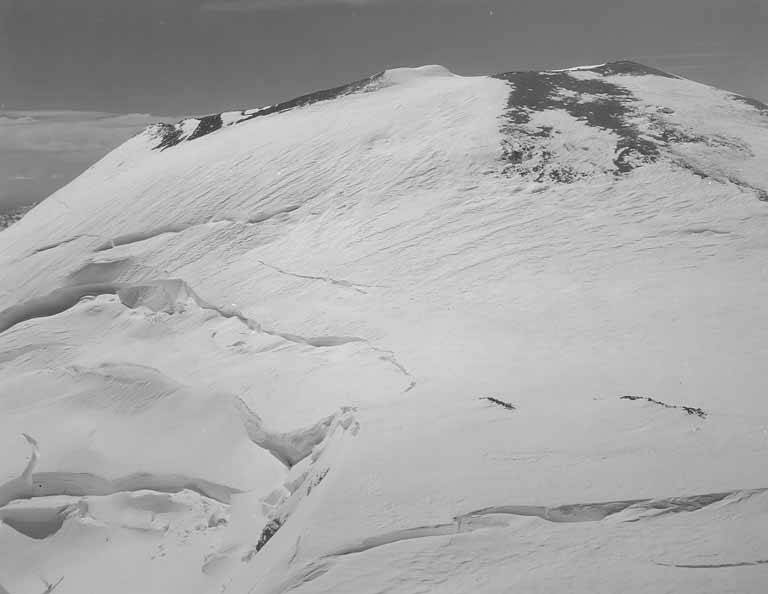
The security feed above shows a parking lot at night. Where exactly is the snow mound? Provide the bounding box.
[379,64,456,85]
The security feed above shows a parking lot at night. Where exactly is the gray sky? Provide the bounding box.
[1,0,766,211]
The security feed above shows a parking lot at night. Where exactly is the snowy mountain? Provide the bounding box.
[1,60,767,593]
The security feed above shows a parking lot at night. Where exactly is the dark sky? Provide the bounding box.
[2,0,766,115]
[0,0,766,213]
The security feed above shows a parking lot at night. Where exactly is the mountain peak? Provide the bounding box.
[560,60,681,79]
[143,60,686,153]
[134,59,766,201]
[2,53,768,594]
[379,64,456,84]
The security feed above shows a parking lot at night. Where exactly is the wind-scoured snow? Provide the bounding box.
[1,61,767,593]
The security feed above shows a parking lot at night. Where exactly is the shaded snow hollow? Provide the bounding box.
[1,61,768,594]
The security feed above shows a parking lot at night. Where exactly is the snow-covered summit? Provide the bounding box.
[140,66,457,153]
[1,61,767,594]
[109,60,768,201]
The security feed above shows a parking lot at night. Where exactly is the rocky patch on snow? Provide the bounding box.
[480,396,516,411]
[0,208,31,232]
[149,73,383,150]
[620,395,707,419]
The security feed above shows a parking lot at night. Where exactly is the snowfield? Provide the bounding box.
[1,61,767,593]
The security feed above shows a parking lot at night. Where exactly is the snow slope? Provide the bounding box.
[1,61,767,593]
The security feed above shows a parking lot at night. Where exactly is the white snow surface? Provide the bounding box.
[1,63,768,593]
[551,62,608,71]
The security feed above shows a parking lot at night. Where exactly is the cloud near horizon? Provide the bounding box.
[0,111,161,153]
[0,111,175,213]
